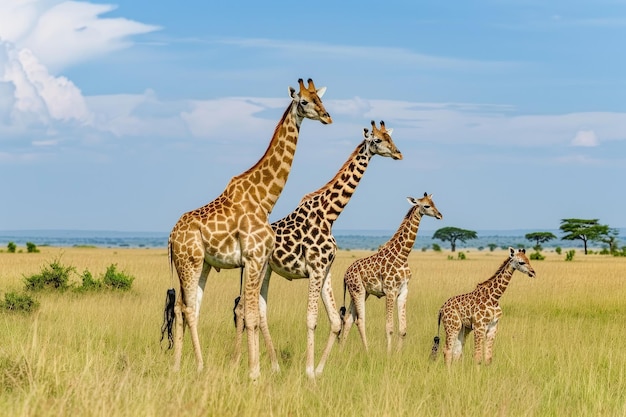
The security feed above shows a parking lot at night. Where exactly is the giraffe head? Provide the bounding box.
[407,192,443,220]
[507,247,536,278]
[363,120,403,160]
[289,78,332,124]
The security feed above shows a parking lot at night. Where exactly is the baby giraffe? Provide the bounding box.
[430,247,536,366]
[341,193,443,353]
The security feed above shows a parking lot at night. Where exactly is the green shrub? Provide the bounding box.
[77,269,103,292]
[488,243,497,252]
[432,243,441,252]
[1,291,39,314]
[555,247,562,255]
[565,250,575,262]
[102,264,134,291]
[7,242,16,253]
[458,252,466,260]
[530,252,545,261]
[23,259,74,291]
[26,242,39,253]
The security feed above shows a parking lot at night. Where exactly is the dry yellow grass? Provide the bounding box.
[1,246,625,416]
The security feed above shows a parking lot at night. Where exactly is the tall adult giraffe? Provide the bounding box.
[234,121,402,379]
[162,78,332,380]
[430,248,536,366]
[340,193,443,353]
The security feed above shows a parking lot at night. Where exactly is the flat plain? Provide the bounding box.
[1,246,624,416]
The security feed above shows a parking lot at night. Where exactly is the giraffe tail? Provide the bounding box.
[429,310,442,361]
[160,238,176,350]
[160,287,176,350]
[339,280,347,321]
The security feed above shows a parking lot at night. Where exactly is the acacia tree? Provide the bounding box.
[432,227,477,252]
[559,218,614,255]
[525,232,557,251]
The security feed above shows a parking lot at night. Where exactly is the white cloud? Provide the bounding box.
[571,130,599,147]
[0,0,159,140]
[0,0,160,71]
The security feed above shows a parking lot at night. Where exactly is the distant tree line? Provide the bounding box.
[431,218,622,256]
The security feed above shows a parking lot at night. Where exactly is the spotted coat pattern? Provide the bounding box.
[341,193,443,353]
[234,121,402,379]
[430,247,536,366]
[167,79,331,380]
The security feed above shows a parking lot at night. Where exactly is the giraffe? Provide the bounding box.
[340,193,443,353]
[233,120,403,379]
[429,247,536,366]
[162,78,332,380]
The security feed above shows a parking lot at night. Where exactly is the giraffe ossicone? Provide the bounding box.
[162,78,331,381]
[340,192,443,353]
[430,247,536,366]
[233,120,402,379]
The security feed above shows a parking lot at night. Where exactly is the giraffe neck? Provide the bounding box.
[383,205,422,260]
[300,140,372,223]
[230,102,302,213]
[476,258,515,301]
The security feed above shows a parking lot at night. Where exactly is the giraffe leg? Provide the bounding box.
[395,283,409,353]
[243,258,266,381]
[188,263,211,372]
[315,271,341,376]
[354,292,370,352]
[172,289,185,372]
[384,292,397,354]
[444,319,462,366]
[484,320,499,365]
[452,327,471,363]
[304,274,324,379]
[473,326,487,364]
[258,269,279,373]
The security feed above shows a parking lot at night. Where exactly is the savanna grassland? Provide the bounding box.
[1,246,625,417]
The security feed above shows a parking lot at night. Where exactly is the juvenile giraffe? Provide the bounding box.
[162,79,331,380]
[234,121,402,379]
[430,247,536,366]
[340,193,443,353]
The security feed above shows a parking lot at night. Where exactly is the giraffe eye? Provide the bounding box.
[519,261,525,265]
[423,205,430,209]
[374,139,382,143]
[300,99,309,106]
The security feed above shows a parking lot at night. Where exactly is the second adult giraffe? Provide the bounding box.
[340,193,443,353]
[163,79,331,381]
[234,121,402,379]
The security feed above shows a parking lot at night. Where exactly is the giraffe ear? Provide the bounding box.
[289,86,297,99]
[386,128,393,136]
[363,128,370,139]
[407,196,418,206]
[316,86,327,98]
[509,247,515,257]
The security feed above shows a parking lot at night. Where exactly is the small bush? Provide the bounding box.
[488,244,497,252]
[555,247,562,255]
[565,250,575,262]
[77,269,103,292]
[7,242,16,253]
[530,252,545,261]
[24,259,74,291]
[102,264,134,291]
[26,242,39,253]
[458,252,466,260]
[1,291,39,314]
[432,243,441,252]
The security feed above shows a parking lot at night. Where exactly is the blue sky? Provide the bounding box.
[0,0,624,233]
